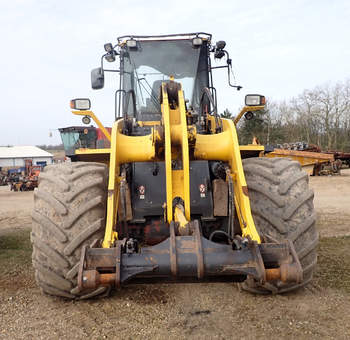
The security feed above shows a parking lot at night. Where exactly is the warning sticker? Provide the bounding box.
[199,184,206,198]
[139,185,145,199]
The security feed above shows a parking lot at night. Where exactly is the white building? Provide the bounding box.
[0,146,53,168]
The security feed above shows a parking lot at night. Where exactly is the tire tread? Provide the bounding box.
[241,157,318,294]
[31,162,108,299]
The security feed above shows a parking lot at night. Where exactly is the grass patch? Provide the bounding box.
[315,236,350,294]
[0,228,32,276]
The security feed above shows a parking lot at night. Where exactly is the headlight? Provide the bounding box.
[244,111,254,120]
[192,37,203,48]
[104,43,113,52]
[126,39,137,49]
[70,98,91,110]
[245,94,266,106]
[82,115,91,124]
[105,51,116,62]
[216,40,226,50]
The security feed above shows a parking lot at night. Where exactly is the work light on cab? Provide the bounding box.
[70,98,91,110]
[216,40,226,50]
[192,37,203,48]
[126,39,137,49]
[104,43,113,52]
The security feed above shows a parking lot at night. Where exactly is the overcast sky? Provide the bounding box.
[1,0,349,145]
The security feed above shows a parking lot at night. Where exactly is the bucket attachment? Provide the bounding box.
[78,221,302,292]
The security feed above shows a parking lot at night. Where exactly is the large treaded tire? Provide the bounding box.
[31,162,108,299]
[241,157,318,294]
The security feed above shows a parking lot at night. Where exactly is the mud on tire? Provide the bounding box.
[31,162,108,299]
[241,157,318,293]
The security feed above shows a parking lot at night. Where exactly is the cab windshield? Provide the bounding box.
[122,39,208,119]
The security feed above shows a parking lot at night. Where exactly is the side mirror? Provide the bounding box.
[91,67,104,90]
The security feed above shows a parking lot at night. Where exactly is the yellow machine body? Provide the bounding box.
[31,33,310,299]
[72,84,265,248]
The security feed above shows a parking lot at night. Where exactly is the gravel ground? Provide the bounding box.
[1,169,350,339]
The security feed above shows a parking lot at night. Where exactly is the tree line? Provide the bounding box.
[37,79,350,153]
[225,79,350,152]
[36,144,64,151]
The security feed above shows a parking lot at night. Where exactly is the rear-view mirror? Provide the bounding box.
[91,67,104,90]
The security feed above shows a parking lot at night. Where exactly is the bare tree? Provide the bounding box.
[238,79,350,151]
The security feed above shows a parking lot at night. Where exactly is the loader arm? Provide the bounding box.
[161,82,191,223]
[194,119,261,242]
[101,81,261,247]
[102,120,157,247]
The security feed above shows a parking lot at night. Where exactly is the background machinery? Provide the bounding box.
[31,33,318,299]
[7,160,42,191]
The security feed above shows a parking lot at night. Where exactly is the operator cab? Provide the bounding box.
[90,33,242,134]
[122,38,209,122]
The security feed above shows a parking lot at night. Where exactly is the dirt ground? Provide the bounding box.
[1,170,350,339]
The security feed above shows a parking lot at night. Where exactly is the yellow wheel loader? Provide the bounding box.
[31,33,318,299]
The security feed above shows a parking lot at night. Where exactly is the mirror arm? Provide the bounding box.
[221,51,242,90]
[211,65,228,70]
[100,55,106,74]
[210,51,242,90]
[100,54,120,73]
